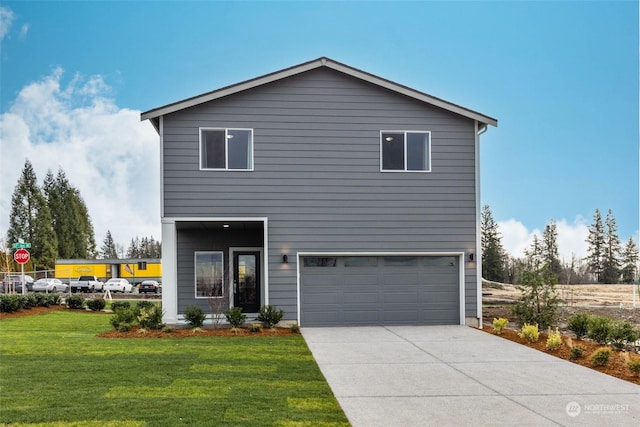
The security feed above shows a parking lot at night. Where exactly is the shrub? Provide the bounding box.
[110,308,137,330]
[512,267,559,330]
[33,293,49,307]
[23,293,38,309]
[184,305,206,328]
[492,318,509,335]
[249,323,263,333]
[257,305,284,328]
[162,326,175,333]
[136,300,155,310]
[138,305,164,330]
[609,321,638,349]
[0,295,23,313]
[569,345,586,360]
[626,356,640,377]
[43,294,61,306]
[110,301,131,312]
[546,327,562,350]
[87,298,106,311]
[567,312,590,339]
[66,295,85,309]
[225,307,247,328]
[518,323,539,342]
[290,323,300,334]
[587,316,612,345]
[590,347,612,367]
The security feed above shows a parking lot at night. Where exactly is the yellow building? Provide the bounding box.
[55,259,161,285]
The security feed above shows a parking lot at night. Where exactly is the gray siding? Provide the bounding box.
[163,68,479,319]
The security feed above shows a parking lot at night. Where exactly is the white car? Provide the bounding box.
[33,278,68,293]
[103,278,133,293]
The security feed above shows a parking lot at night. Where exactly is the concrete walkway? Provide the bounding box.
[302,326,640,427]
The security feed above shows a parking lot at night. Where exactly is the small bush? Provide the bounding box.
[43,293,61,306]
[518,323,539,342]
[184,305,206,328]
[23,293,38,309]
[110,308,137,330]
[110,301,131,312]
[0,295,23,313]
[33,293,49,307]
[249,323,263,333]
[87,298,106,311]
[590,347,612,367]
[546,327,562,351]
[225,307,247,328]
[138,306,164,330]
[257,305,284,328]
[627,356,640,377]
[569,345,586,360]
[290,323,300,334]
[117,323,132,332]
[587,316,612,345]
[492,318,509,335]
[66,295,85,309]
[162,326,175,333]
[567,312,590,339]
[136,300,155,310]
[609,321,638,349]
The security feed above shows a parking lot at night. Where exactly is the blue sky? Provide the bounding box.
[0,0,638,261]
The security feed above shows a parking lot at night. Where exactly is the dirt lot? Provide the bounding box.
[483,283,640,333]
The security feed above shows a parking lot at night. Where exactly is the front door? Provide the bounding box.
[233,251,260,313]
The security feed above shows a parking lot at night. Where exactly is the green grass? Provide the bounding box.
[0,311,348,426]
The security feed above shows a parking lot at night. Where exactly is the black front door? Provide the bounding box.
[233,251,260,313]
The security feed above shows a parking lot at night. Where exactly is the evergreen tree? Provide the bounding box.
[480,205,505,282]
[601,209,621,284]
[541,220,562,279]
[101,230,118,259]
[126,237,140,258]
[620,237,638,284]
[6,160,58,270]
[525,234,543,270]
[586,208,605,282]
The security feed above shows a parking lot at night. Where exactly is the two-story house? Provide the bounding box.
[141,57,497,327]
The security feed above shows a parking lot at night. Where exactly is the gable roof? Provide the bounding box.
[141,57,497,131]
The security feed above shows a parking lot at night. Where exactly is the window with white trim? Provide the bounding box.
[381,131,431,172]
[195,251,224,298]
[200,128,253,170]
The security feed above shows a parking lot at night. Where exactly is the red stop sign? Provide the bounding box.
[14,248,30,264]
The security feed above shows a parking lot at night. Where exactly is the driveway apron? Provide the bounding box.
[302,326,640,427]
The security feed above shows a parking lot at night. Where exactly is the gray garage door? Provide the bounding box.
[300,255,460,326]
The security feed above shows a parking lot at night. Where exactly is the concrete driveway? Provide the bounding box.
[302,326,640,427]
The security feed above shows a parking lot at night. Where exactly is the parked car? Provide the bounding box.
[1,274,35,293]
[70,276,103,293]
[33,278,68,293]
[138,280,160,294]
[104,278,132,293]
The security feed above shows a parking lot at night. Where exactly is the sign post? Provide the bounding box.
[13,248,30,295]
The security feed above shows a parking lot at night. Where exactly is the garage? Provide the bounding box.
[299,255,461,326]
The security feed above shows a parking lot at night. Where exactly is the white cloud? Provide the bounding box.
[19,23,29,39]
[498,217,590,262]
[0,6,14,41]
[0,69,160,252]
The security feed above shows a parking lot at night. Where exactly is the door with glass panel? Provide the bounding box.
[233,251,260,313]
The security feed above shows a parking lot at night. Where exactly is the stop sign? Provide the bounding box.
[14,248,30,264]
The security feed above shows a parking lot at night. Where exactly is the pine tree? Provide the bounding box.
[480,205,505,282]
[541,220,562,279]
[620,237,638,284]
[101,230,118,259]
[601,209,621,284]
[586,209,605,282]
[525,234,543,270]
[6,160,58,270]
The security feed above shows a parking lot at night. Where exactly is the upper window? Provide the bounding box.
[380,131,431,172]
[200,128,253,170]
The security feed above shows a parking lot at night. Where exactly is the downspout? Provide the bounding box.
[475,121,486,328]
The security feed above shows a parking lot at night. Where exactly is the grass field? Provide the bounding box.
[0,311,348,426]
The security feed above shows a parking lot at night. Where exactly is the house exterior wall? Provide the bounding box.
[161,68,479,320]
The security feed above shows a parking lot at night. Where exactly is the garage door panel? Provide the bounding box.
[301,255,460,326]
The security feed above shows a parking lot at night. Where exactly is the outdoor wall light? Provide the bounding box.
[282,254,288,264]
[469,252,474,262]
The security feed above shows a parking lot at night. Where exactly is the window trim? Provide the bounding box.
[194,250,225,299]
[199,127,254,171]
[379,130,431,173]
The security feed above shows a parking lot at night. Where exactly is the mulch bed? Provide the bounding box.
[97,326,297,338]
[481,327,640,385]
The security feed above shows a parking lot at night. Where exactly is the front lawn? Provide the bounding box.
[0,310,348,426]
